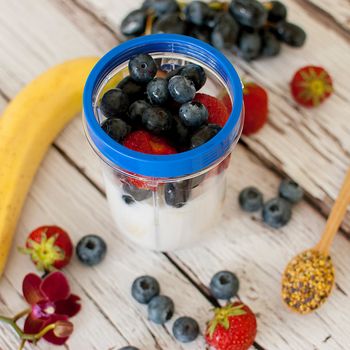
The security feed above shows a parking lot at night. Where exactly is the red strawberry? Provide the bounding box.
[243,82,268,136]
[194,93,230,127]
[221,93,233,115]
[20,226,73,272]
[123,130,176,155]
[290,66,333,107]
[218,153,232,174]
[205,302,257,350]
[123,130,176,189]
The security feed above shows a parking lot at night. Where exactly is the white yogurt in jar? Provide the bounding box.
[103,172,226,251]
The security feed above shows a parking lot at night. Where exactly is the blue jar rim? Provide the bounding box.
[83,34,243,178]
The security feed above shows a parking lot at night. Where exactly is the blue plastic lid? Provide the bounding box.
[83,34,243,178]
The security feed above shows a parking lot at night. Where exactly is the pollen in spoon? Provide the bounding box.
[281,249,335,314]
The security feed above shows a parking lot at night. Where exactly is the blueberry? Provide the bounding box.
[180,63,207,90]
[132,276,160,304]
[152,13,187,35]
[262,197,292,228]
[239,31,262,60]
[123,182,152,201]
[211,13,239,49]
[188,24,212,43]
[264,1,287,23]
[147,78,169,105]
[122,195,135,205]
[76,235,107,266]
[142,106,173,134]
[165,181,192,208]
[129,54,157,84]
[190,124,221,149]
[210,271,239,300]
[179,101,208,128]
[185,1,211,26]
[168,76,196,104]
[166,66,184,81]
[121,9,147,36]
[189,174,205,188]
[101,118,131,142]
[172,317,199,343]
[100,88,130,119]
[170,115,190,147]
[261,30,281,57]
[142,0,179,16]
[148,295,174,324]
[279,179,304,204]
[119,347,139,350]
[129,100,151,124]
[274,21,306,47]
[117,76,145,102]
[204,8,220,28]
[239,186,263,212]
[230,0,268,29]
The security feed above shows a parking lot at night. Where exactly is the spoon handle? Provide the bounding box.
[316,168,350,254]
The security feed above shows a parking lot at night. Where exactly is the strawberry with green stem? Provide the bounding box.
[20,226,73,272]
[205,302,257,350]
[290,66,333,107]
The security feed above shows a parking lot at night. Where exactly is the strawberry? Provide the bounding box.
[205,302,257,350]
[221,93,233,115]
[290,66,333,107]
[20,226,73,272]
[194,93,230,127]
[243,82,268,136]
[123,130,176,189]
[218,154,232,174]
[123,130,176,155]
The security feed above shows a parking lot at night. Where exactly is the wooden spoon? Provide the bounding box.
[281,168,350,314]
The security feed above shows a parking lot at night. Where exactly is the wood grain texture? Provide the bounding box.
[0,0,350,349]
[1,0,349,232]
[304,0,350,33]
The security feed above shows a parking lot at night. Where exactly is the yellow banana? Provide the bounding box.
[0,57,99,276]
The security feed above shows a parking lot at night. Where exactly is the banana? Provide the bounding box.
[0,57,99,276]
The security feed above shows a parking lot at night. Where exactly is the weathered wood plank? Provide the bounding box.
[0,1,350,349]
[2,119,350,349]
[303,0,350,33]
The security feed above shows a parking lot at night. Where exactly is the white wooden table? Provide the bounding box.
[0,1,350,349]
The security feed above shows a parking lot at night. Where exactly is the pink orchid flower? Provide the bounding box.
[22,271,81,345]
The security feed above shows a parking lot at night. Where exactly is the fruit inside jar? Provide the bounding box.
[83,35,243,251]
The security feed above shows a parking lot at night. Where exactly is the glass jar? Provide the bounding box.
[83,34,243,251]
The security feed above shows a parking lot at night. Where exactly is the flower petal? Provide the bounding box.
[55,294,81,318]
[22,274,45,305]
[24,313,46,335]
[40,271,70,301]
[43,314,70,345]
[53,320,74,338]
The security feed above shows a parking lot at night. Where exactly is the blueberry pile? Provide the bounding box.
[239,179,304,228]
[99,53,221,151]
[121,0,306,61]
[131,275,200,343]
[100,53,228,209]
